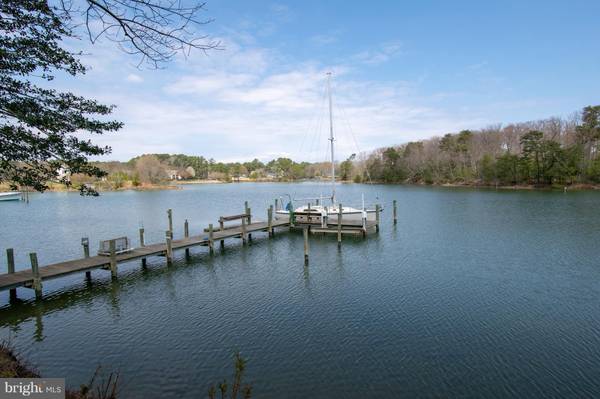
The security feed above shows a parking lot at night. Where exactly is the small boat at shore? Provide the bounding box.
[0,192,22,201]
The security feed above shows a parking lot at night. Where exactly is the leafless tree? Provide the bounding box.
[58,0,221,67]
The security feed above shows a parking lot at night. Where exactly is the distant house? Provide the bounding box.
[56,166,71,183]
[167,170,182,180]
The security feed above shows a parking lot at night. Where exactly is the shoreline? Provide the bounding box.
[3,180,600,193]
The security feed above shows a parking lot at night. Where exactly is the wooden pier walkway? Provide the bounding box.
[1,199,392,302]
[0,218,289,297]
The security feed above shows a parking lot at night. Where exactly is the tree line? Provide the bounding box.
[357,105,600,187]
[69,155,336,189]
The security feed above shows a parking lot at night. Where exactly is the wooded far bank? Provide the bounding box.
[3,105,599,192]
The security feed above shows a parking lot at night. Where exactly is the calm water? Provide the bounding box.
[0,183,599,398]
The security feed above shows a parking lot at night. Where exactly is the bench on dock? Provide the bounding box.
[214,213,251,232]
[98,237,132,256]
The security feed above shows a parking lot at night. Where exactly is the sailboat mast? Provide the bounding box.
[327,72,336,204]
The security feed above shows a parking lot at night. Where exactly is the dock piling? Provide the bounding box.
[393,200,397,225]
[267,206,273,237]
[275,198,278,211]
[247,207,252,241]
[165,231,173,264]
[245,202,251,224]
[241,216,247,245]
[81,238,91,279]
[109,240,117,278]
[6,249,16,301]
[29,252,42,300]
[375,204,381,232]
[208,223,214,255]
[139,228,146,266]
[219,217,225,249]
[167,209,173,235]
[303,227,309,265]
[337,204,342,248]
[184,219,190,258]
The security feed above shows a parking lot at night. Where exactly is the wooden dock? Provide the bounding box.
[1,200,390,302]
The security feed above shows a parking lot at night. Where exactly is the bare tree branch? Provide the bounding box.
[57,0,221,68]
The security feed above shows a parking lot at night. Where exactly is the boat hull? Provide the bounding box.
[275,208,379,226]
[0,192,21,201]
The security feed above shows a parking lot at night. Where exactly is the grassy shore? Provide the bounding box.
[0,343,118,398]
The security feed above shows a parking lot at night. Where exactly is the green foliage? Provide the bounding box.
[363,107,600,187]
[0,0,122,194]
[208,352,252,399]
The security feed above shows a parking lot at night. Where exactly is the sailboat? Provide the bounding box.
[274,72,381,226]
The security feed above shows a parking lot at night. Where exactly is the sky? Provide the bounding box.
[60,0,600,162]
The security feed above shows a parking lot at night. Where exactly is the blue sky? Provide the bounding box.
[64,0,600,162]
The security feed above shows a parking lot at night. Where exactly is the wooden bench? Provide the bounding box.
[218,213,250,230]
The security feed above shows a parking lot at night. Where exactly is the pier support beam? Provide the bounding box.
[184,219,190,258]
[139,228,146,267]
[375,204,381,233]
[337,204,342,248]
[303,227,309,265]
[29,253,42,300]
[81,238,91,279]
[247,207,252,241]
[208,223,214,255]
[393,200,397,225]
[268,206,273,237]
[6,249,16,301]
[166,231,173,264]
[245,201,251,223]
[109,240,117,278]
[241,216,247,245]
[167,209,173,236]
[219,217,225,249]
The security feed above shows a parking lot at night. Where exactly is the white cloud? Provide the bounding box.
[126,73,144,83]
[65,32,508,162]
[352,42,403,65]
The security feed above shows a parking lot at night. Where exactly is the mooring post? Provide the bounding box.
[245,201,251,223]
[375,204,381,232]
[247,207,252,241]
[268,205,273,237]
[208,223,214,255]
[362,211,367,238]
[316,198,320,206]
[323,207,328,228]
[337,204,343,248]
[241,215,247,245]
[184,219,190,258]
[139,228,146,266]
[167,209,173,236]
[81,237,91,279]
[275,198,278,211]
[393,200,397,225]
[290,208,295,228]
[303,227,309,265]
[109,239,117,278]
[29,252,42,300]
[219,217,225,249]
[165,231,173,264]
[6,248,16,301]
